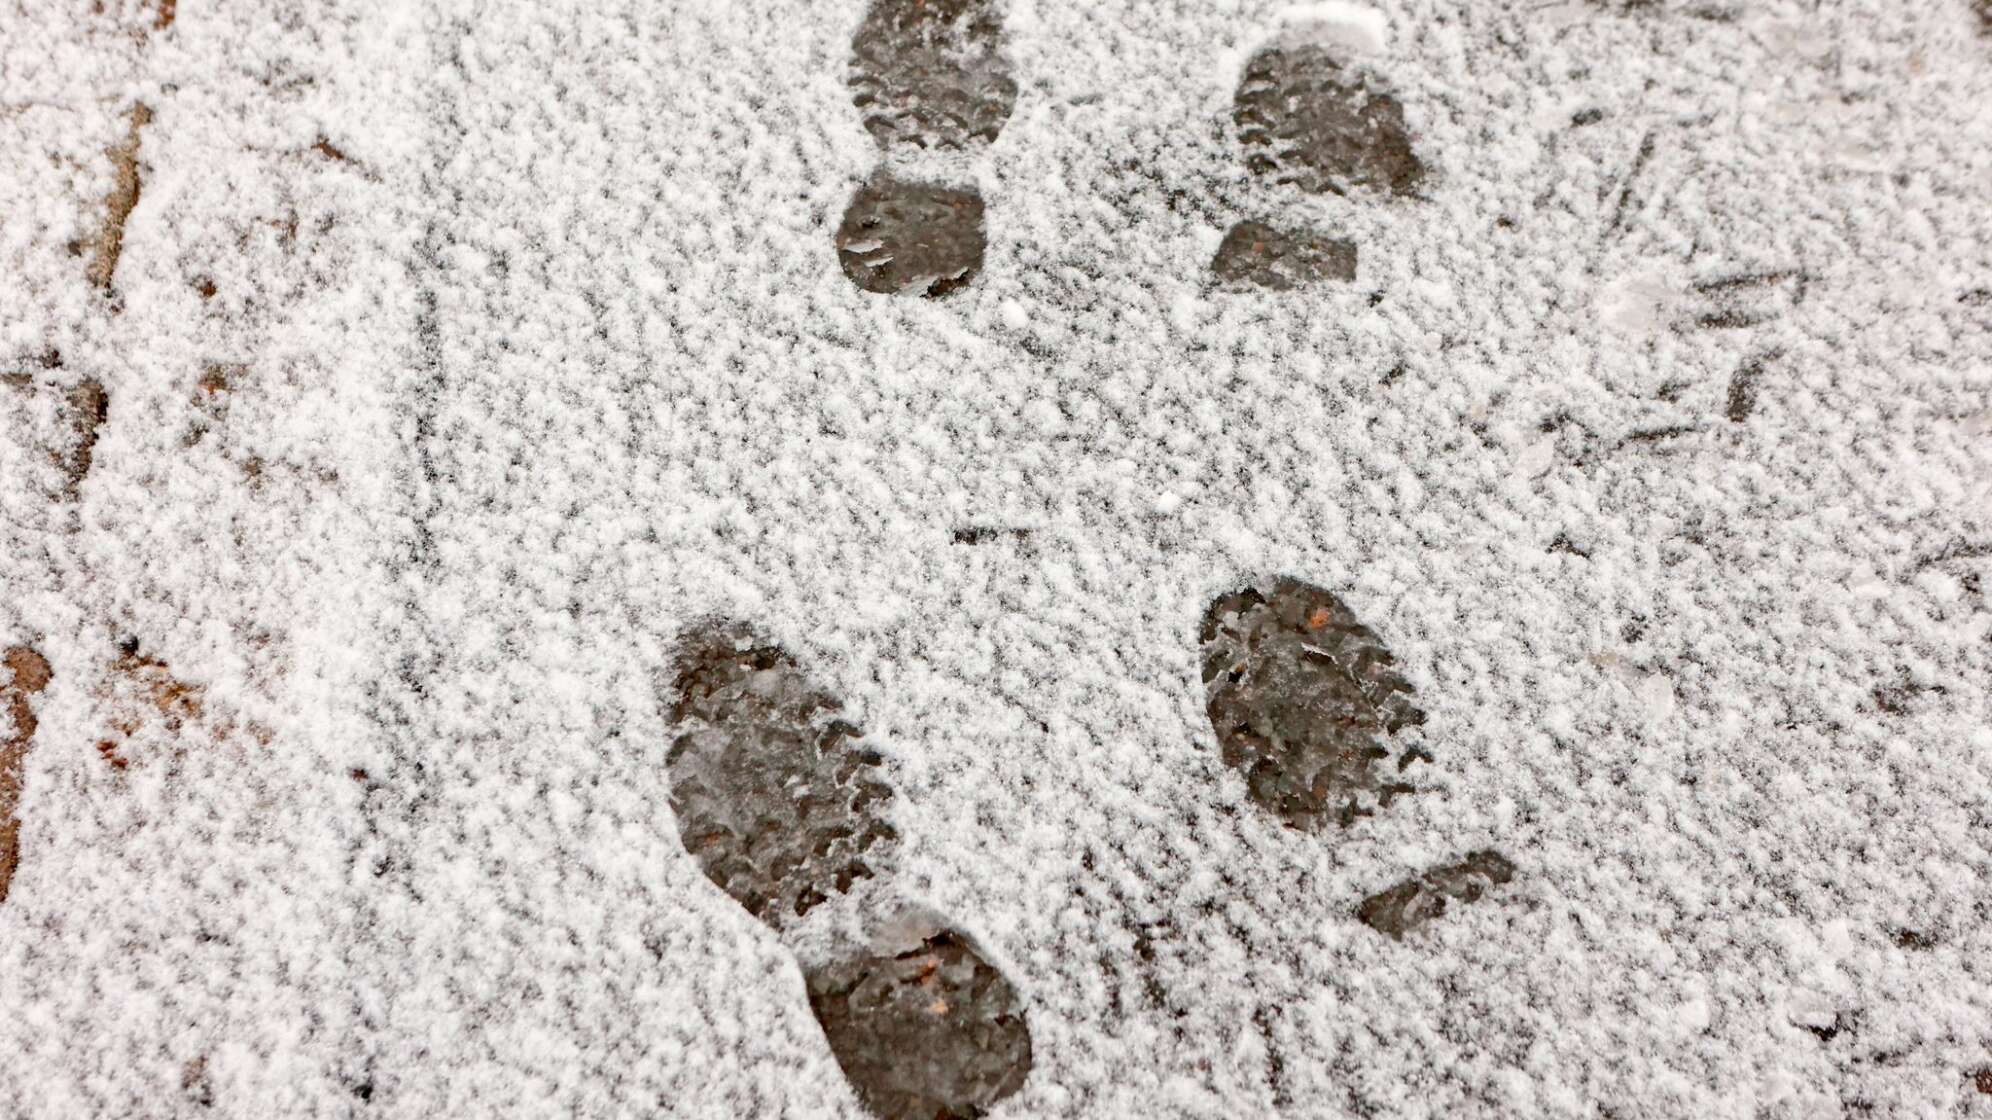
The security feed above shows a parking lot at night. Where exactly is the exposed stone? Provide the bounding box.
[60,380,109,500]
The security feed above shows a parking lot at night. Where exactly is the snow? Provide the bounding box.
[1275,2,1391,54]
[2,0,1991,1117]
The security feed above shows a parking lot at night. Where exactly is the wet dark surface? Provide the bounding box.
[1725,352,1771,422]
[1200,577,1425,832]
[2,647,53,904]
[1801,1010,1858,1044]
[1356,850,1516,939]
[1233,44,1426,198]
[1210,220,1357,290]
[850,0,1016,151]
[837,176,987,298]
[952,526,1031,545]
[89,104,153,293]
[666,622,897,926]
[805,931,1034,1120]
[61,379,109,500]
[181,1055,213,1109]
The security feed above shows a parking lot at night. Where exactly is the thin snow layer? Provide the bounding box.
[1275,2,1392,55]
[1,0,1989,1117]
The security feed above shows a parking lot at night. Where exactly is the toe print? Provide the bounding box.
[667,622,1033,1117]
[1209,220,1356,291]
[2,646,53,905]
[1212,13,1424,289]
[850,0,1016,151]
[1356,850,1516,939]
[667,622,898,924]
[838,0,1010,297]
[1199,578,1424,831]
[1233,39,1426,199]
[836,174,988,299]
[806,932,1035,1120]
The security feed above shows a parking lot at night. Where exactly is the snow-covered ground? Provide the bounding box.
[3,0,1990,1116]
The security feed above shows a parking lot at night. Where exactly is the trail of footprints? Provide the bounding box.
[705,4,1469,1027]
[0,3,1514,1117]
[2,0,1981,1113]
[832,1,1427,298]
[39,1,1941,1115]
[667,581,1510,1115]
[684,6,1512,1114]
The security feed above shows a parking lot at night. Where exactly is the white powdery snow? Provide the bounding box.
[1,0,1990,1117]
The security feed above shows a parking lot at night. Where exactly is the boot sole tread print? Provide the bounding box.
[666,620,1033,1119]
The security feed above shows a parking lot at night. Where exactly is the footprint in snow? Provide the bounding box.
[666,621,1033,1119]
[830,2,1432,297]
[1211,13,1428,290]
[1199,577,1427,833]
[1198,578,1516,936]
[838,176,988,300]
[835,0,1015,298]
